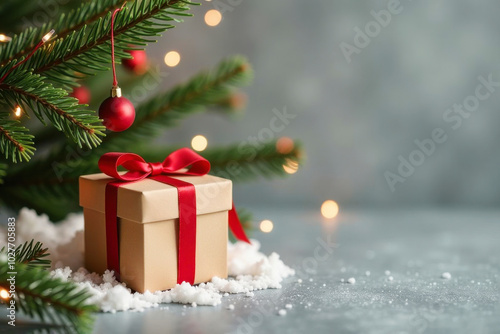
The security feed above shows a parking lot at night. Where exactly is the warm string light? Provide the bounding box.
[191,135,208,151]
[42,29,55,43]
[204,9,222,26]
[259,219,274,233]
[321,200,339,219]
[0,288,9,300]
[164,51,181,67]
[0,34,12,42]
[14,105,22,118]
[0,29,55,84]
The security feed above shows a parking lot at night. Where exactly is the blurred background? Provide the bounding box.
[148,0,500,209]
[3,0,500,214]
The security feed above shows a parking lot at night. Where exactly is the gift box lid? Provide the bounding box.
[79,173,232,223]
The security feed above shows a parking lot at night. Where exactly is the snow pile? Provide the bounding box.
[0,208,294,312]
[0,208,84,270]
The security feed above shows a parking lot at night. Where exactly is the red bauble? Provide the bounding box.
[99,95,135,132]
[122,49,147,74]
[70,85,91,105]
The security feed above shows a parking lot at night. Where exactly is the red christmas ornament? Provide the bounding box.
[99,87,135,132]
[70,85,91,105]
[122,49,148,75]
[99,5,135,132]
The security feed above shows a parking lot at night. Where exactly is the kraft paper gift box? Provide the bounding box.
[79,173,231,293]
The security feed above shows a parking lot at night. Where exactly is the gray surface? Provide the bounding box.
[4,208,500,333]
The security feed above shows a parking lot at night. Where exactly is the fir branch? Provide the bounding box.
[0,261,97,333]
[115,140,302,183]
[33,57,251,158]
[15,240,51,269]
[1,182,80,223]
[101,56,252,150]
[3,139,298,190]
[0,69,105,159]
[0,140,301,222]
[0,0,122,67]
[0,239,51,269]
[214,92,248,112]
[203,141,303,182]
[0,162,6,184]
[21,0,194,88]
[133,57,250,128]
[0,112,35,162]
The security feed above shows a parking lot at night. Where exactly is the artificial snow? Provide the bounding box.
[0,208,295,312]
[441,272,452,279]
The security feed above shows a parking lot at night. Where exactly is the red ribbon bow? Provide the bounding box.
[99,148,250,286]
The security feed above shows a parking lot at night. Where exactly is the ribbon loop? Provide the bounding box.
[160,148,211,176]
[98,148,211,181]
[98,152,149,181]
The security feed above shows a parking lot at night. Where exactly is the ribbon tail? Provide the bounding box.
[228,203,251,244]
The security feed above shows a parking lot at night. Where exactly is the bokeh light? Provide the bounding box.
[259,219,274,233]
[321,200,339,219]
[164,51,181,67]
[0,288,9,300]
[276,137,295,154]
[282,158,299,174]
[0,34,11,42]
[14,105,21,118]
[191,135,208,151]
[204,10,222,27]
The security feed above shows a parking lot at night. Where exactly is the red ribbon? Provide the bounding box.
[98,148,250,285]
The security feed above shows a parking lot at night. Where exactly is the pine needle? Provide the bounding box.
[0,261,97,333]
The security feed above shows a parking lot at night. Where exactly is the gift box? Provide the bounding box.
[78,149,247,293]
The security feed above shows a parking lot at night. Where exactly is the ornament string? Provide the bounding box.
[0,29,55,84]
[110,4,126,87]
[99,2,135,133]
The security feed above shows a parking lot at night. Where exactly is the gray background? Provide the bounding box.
[146,0,500,209]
